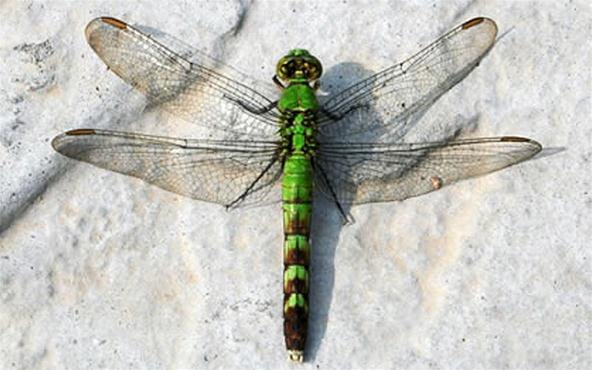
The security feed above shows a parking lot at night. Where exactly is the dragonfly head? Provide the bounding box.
[276,49,322,83]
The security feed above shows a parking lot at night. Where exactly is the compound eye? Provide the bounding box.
[287,61,297,77]
[311,67,321,80]
[278,64,289,79]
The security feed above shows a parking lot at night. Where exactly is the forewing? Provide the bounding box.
[85,17,280,138]
[133,23,280,101]
[314,137,541,205]
[52,129,282,207]
[319,18,498,141]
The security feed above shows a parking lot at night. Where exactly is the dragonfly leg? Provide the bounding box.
[313,160,353,225]
[312,80,320,91]
[225,95,278,115]
[225,157,279,209]
[319,107,341,120]
[273,75,285,90]
[320,103,368,122]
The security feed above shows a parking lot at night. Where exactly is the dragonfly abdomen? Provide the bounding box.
[282,153,313,362]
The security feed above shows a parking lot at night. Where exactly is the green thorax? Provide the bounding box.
[278,83,319,113]
[278,87,318,154]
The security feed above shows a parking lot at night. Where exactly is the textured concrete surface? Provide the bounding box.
[1,1,590,369]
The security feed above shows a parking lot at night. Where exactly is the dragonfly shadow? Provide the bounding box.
[532,146,565,161]
[305,62,374,361]
[307,61,489,360]
[319,61,474,144]
[319,62,373,97]
[306,195,351,361]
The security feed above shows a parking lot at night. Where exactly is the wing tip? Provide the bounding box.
[52,129,97,153]
[462,17,495,30]
[461,17,498,42]
[65,129,97,136]
[501,136,543,156]
[462,17,485,29]
[99,17,128,30]
[86,16,128,30]
[85,17,128,43]
[51,134,63,152]
[500,135,541,145]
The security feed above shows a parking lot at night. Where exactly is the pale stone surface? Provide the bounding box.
[0,1,590,369]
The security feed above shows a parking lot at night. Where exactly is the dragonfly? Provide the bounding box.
[52,16,541,362]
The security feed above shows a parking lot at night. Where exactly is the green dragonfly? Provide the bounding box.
[52,16,541,362]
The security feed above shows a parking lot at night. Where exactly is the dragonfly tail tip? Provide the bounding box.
[287,350,304,362]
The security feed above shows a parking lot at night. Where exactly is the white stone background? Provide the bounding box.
[0,0,590,369]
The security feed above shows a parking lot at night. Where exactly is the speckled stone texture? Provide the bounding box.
[1,1,590,369]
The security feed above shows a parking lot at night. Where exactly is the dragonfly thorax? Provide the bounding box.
[276,49,322,83]
[280,113,316,155]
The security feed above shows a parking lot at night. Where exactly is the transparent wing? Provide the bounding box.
[314,137,541,205]
[132,23,279,101]
[52,129,282,207]
[319,17,498,141]
[85,17,280,139]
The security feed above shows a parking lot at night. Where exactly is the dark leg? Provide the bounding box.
[319,103,369,123]
[273,75,285,90]
[312,160,353,225]
[224,94,278,115]
[225,157,279,209]
[312,80,320,91]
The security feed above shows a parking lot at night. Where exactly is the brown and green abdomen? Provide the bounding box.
[282,154,313,360]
